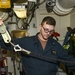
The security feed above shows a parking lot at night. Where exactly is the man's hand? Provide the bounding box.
[0,19,3,25]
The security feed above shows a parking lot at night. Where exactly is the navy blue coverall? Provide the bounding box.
[0,33,75,75]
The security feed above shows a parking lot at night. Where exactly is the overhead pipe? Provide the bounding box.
[53,0,75,15]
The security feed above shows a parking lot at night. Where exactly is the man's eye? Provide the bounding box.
[45,29,49,31]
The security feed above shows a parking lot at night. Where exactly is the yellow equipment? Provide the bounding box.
[0,0,11,8]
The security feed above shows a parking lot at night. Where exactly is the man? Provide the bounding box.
[0,16,75,75]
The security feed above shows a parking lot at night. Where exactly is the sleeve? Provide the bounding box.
[0,35,12,50]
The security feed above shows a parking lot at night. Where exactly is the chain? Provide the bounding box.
[9,41,75,64]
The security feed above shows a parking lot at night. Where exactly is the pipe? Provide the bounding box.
[58,0,75,8]
[53,0,75,15]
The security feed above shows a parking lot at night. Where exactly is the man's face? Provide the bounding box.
[40,22,55,40]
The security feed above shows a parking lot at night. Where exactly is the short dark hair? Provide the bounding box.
[41,16,56,26]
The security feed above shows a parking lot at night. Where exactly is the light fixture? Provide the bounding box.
[13,3,27,18]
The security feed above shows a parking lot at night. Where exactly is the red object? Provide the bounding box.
[0,58,7,75]
[51,32,60,41]
[52,32,60,37]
